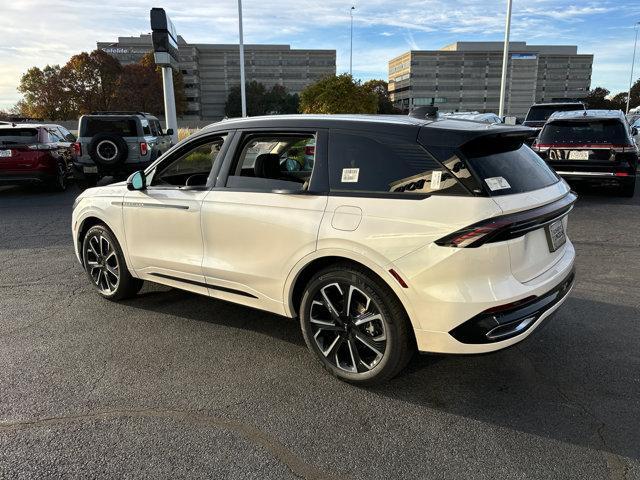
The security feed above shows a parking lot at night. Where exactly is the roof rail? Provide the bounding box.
[89,111,152,116]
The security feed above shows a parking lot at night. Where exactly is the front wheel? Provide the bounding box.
[299,264,415,385]
[81,225,143,300]
[49,161,68,191]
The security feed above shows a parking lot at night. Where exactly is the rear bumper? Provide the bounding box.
[72,160,153,178]
[400,238,576,354]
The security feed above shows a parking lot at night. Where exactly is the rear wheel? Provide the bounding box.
[82,225,143,300]
[299,264,415,385]
[49,161,67,191]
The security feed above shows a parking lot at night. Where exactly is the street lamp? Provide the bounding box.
[498,0,513,118]
[626,21,640,114]
[350,6,355,76]
[238,0,247,117]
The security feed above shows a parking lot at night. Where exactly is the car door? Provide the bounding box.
[200,128,328,314]
[122,131,232,293]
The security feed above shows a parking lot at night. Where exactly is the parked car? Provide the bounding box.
[72,114,576,384]
[441,112,503,124]
[532,110,637,197]
[523,102,586,131]
[0,123,75,190]
[630,117,640,146]
[73,111,173,186]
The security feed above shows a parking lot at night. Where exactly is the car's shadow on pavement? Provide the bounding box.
[123,285,640,462]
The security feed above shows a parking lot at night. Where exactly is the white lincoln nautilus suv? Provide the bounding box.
[72,114,576,384]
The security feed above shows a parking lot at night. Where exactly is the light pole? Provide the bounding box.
[238,0,247,117]
[498,0,513,118]
[350,6,355,76]
[626,22,640,114]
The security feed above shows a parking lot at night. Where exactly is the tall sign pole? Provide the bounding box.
[238,0,247,117]
[150,8,179,144]
[350,6,355,76]
[498,0,513,118]
[626,22,640,114]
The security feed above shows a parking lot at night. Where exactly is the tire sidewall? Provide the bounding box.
[299,268,402,384]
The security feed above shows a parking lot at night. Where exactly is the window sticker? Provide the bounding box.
[484,176,511,191]
[430,170,442,190]
[341,168,360,183]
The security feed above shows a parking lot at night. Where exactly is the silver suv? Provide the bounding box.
[73,111,173,185]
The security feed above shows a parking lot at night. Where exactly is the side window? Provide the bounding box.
[141,119,151,136]
[46,129,63,143]
[226,133,316,191]
[329,130,467,196]
[150,135,227,188]
[149,121,160,136]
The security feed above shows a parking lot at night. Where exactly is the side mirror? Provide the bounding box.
[632,126,638,136]
[127,170,146,191]
[166,128,174,136]
[65,133,76,142]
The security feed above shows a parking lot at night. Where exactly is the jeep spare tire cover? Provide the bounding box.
[88,133,128,166]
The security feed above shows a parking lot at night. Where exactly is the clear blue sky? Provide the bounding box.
[1,0,639,109]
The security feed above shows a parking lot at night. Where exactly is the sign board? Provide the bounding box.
[150,7,179,70]
[512,53,537,60]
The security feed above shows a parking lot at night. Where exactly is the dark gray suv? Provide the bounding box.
[73,111,173,185]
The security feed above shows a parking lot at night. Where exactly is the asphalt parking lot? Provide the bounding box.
[0,181,639,480]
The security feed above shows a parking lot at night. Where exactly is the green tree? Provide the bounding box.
[299,74,378,114]
[583,86,612,110]
[224,81,298,117]
[363,79,398,114]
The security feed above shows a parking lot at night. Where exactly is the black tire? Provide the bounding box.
[81,224,143,301]
[621,180,635,198]
[299,264,415,385]
[88,133,128,167]
[49,161,68,192]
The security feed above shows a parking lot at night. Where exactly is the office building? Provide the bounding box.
[388,41,593,117]
[98,35,336,119]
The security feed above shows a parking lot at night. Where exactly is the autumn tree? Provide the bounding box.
[17,65,72,120]
[363,79,398,114]
[299,74,378,114]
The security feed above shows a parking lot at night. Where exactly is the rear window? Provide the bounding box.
[0,128,39,145]
[539,119,630,145]
[83,118,138,137]
[465,145,559,196]
[329,130,468,196]
[525,105,583,122]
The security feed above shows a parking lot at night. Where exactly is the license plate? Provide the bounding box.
[83,165,98,173]
[546,219,567,252]
[568,150,589,160]
[0,149,11,157]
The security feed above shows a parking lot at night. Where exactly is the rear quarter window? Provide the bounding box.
[464,145,559,196]
[329,130,467,196]
[0,128,39,145]
[83,118,138,137]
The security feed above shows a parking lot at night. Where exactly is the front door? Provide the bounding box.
[200,129,328,314]
[123,132,230,291]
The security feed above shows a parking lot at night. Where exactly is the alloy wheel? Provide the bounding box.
[309,282,387,373]
[85,234,120,294]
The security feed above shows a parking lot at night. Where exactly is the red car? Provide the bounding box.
[0,123,75,191]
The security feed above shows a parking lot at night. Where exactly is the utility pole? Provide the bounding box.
[498,0,513,118]
[238,0,247,117]
[350,6,355,76]
[626,22,640,114]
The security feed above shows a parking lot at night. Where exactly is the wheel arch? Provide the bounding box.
[285,251,417,331]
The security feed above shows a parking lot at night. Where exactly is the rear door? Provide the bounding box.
[199,128,328,312]
[461,139,572,283]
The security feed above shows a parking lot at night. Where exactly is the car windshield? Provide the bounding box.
[525,105,583,122]
[539,119,629,145]
[84,118,137,136]
[0,128,38,145]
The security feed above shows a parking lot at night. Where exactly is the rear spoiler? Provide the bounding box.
[418,124,536,151]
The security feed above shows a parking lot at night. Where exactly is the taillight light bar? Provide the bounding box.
[435,192,577,248]
[73,142,82,156]
[140,142,148,155]
[534,143,636,153]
